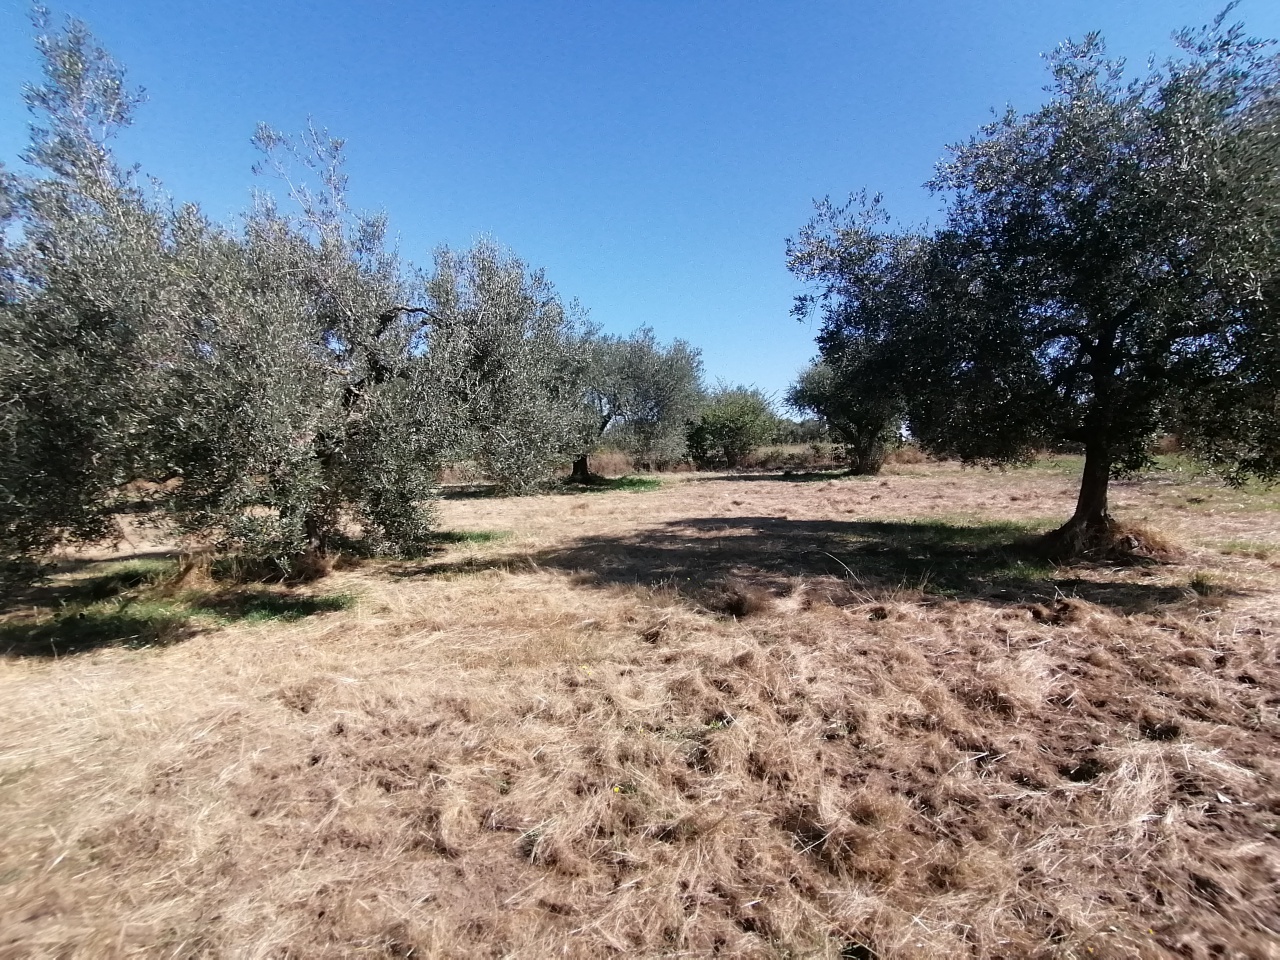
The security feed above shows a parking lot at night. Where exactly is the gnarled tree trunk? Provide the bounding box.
[845,437,887,476]
[1043,439,1118,558]
[1070,441,1111,531]
[570,454,592,484]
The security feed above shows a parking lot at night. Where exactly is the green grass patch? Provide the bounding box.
[895,515,1057,544]
[1017,452,1213,483]
[778,469,850,482]
[1006,454,1083,477]
[1215,539,1275,560]
[1019,454,1280,512]
[1,559,359,657]
[430,529,511,545]
[563,475,663,494]
[63,557,179,603]
[1163,482,1280,514]
[1147,453,1211,478]
[1025,452,1206,478]
[1134,457,1279,511]
[785,515,1195,610]
[0,597,192,656]
[191,590,357,623]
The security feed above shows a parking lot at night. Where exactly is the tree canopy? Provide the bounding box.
[787,195,915,475]
[423,239,588,494]
[793,9,1280,552]
[0,10,699,579]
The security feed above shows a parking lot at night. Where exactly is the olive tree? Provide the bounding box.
[620,331,704,469]
[686,385,778,469]
[800,12,1280,552]
[0,9,170,578]
[571,326,703,480]
[1,12,446,576]
[920,17,1279,548]
[424,239,588,493]
[156,124,445,565]
[787,195,914,474]
[787,360,900,475]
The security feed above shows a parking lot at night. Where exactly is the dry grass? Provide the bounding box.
[2,460,1278,959]
[582,447,639,477]
[438,448,653,487]
[884,444,929,466]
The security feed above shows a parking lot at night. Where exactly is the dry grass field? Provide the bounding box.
[2,458,1278,959]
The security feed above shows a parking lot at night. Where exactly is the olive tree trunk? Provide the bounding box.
[845,437,887,476]
[1070,442,1111,530]
[570,454,592,483]
[1042,439,1117,557]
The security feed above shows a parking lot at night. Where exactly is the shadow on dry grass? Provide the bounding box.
[4,478,1277,958]
[688,470,850,484]
[0,561,357,658]
[1,551,179,613]
[405,516,1211,614]
[440,476,663,499]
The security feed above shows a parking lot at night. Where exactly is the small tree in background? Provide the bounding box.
[787,193,913,475]
[787,360,901,474]
[569,329,630,482]
[572,327,704,479]
[614,331,704,471]
[686,385,778,469]
[771,417,827,445]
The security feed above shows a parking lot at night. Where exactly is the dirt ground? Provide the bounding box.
[1,459,1278,959]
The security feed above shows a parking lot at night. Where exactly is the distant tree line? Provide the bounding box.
[787,9,1280,553]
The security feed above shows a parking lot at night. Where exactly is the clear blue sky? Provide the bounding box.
[3,1,1278,399]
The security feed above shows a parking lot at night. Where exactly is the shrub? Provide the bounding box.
[687,385,779,469]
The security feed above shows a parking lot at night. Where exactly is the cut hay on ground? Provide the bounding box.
[2,461,1278,958]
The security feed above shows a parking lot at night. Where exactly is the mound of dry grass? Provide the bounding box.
[2,462,1278,959]
[1037,518,1184,565]
[703,576,775,618]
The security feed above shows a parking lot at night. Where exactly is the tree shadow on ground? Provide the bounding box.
[0,602,194,658]
[441,476,664,499]
[687,471,851,484]
[440,484,502,500]
[517,516,1202,614]
[555,476,663,494]
[426,530,509,546]
[188,590,356,623]
[1,551,180,614]
[0,582,356,659]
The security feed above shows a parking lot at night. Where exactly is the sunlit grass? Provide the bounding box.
[1214,539,1276,560]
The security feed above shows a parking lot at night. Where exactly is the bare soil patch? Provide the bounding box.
[2,461,1278,958]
